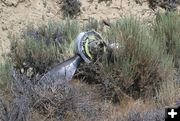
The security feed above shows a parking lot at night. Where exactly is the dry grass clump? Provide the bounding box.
[10,19,80,76]
[0,71,110,121]
[88,100,166,121]
[118,107,165,121]
[155,75,180,106]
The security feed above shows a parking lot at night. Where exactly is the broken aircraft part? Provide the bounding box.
[75,31,105,63]
[35,55,82,96]
[35,30,119,95]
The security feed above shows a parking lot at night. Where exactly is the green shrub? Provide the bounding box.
[153,12,180,67]
[101,17,173,99]
[10,19,80,75]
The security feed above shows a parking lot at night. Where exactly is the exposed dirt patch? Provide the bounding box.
[0,0,61,61]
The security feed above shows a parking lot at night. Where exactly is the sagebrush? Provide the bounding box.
[10,19,80,76]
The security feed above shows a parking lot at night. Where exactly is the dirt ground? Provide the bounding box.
[0,0,157,54]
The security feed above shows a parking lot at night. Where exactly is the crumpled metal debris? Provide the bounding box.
[35,31,118,95]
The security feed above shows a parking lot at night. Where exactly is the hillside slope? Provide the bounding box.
[0,0,155,56]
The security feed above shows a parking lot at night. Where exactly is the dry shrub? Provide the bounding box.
[75,16,177,104]
[153,12,180,67]
[0,70,110,121]
[100,17,173,100]
[10,19,80,76]
[155,75,180,106]
[0,70,76,121]
[122,107,165,121]
[152,12,180,107]
[61,0,81,18]
[147,0,178,10]
[96,100,165,121]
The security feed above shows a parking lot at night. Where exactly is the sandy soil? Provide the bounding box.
[0,0,61,56]
[0,0,157,59]
[78,0,155,22]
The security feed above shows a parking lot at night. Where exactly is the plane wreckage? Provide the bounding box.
[35,31,119,96]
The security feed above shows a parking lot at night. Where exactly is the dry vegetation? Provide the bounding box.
[60,0,81,18]
[147,0,180,10]
[0,1,180,121]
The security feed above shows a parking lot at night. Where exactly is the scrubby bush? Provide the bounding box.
[61,0,81,18]
[153,12,180,67]
[147,0,178,10]
[74,14,179,104]
[10,19,80,76]
[0,70,109,121]
[155,76,180,106]
[100,17,174,99]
